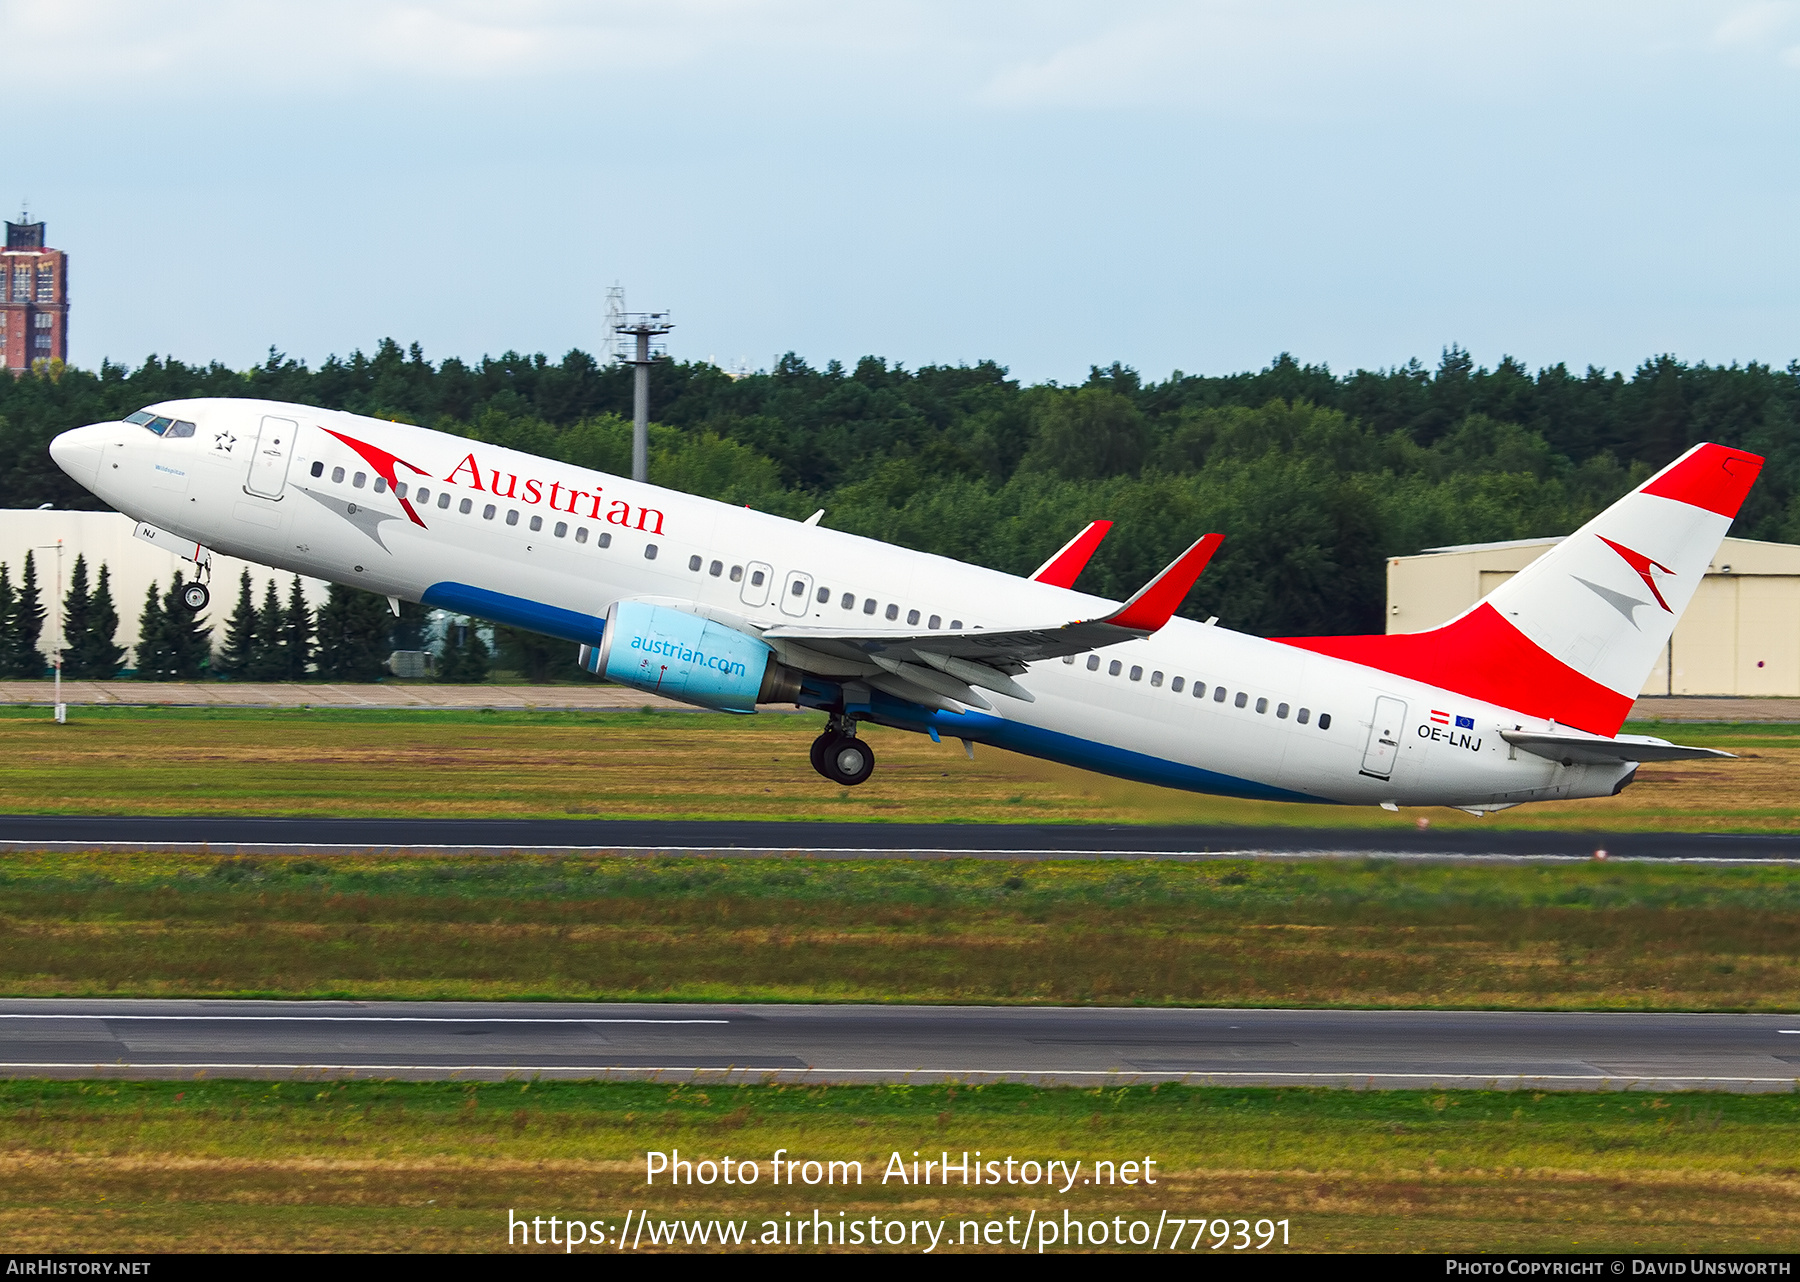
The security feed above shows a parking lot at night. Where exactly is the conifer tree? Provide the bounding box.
[284,577,313,680]
[59,554,91,673]
[160,572,211,680]
[436,618,490,683]
[217,571,258,679]
[70,565,126,679]
[0,551,46,677]
[0,565,14,676]
[314,585,393,681]
[134,580,172,679]
[248,579,285,680]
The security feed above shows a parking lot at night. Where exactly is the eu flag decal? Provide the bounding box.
[1455,715,1475,730]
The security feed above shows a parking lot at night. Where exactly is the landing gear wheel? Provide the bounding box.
[821,735,876,786]
[180,582,210,613]
[810,731,834,778]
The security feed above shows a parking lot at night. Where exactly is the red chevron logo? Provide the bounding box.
[322,428,433,528]
[1598,536,1674,612]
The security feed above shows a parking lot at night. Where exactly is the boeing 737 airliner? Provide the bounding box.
[48,401,1757,810]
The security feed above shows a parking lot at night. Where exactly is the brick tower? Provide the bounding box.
[2,213,68,373]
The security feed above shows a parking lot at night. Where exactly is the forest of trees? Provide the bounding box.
[5,341,1799,640]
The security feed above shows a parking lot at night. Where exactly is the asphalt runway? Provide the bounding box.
[1,815,1798,860]
[1,1000,1796,1091]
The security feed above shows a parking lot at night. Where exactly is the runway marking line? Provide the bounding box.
[0,1015,728,1025]
[0,1063,1795,1085]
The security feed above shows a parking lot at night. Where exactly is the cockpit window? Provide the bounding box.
[145,416,174,435]
[167,420,196,438]
[124,411,155,426]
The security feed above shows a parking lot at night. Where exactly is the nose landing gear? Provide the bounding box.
[179,581,210,613]
[811,719,876,786]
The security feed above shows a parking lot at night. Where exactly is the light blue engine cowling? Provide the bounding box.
[578,600,801,712]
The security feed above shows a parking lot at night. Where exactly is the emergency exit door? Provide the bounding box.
[245,416,296,499]
[1360,696,1407,780]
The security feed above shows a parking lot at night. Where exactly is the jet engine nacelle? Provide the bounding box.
[579,599,801,712]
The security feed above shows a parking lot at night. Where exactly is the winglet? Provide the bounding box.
[1100,533,1224,632]
[1031,520,1113,588]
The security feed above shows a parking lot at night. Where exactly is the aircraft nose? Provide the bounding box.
[49,424,110,487]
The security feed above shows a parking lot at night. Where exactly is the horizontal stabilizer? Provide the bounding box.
[1500,729,1733,766]
[1031,520,1112,588]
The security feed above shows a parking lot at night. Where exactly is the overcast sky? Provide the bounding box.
[9,1,1800,383]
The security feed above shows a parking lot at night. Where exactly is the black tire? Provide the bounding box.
[824,735,876,786]
[180,582,210,613]
[809,731,835,779]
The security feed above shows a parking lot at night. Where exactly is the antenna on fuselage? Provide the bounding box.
[609,285,673,484]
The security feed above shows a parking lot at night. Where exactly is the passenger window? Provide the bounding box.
[1129,665,1142,681]
[598,532,612,548]
[529,514,542,531]
[1086,655,1100,670]
[1108,660,1122,676]
[554,522,568,538]
[1170,676,1184,692]
[1276,702,1289,719]
[1318,713,1332,730]
[437,492,451,509]
[907,609,920,625]
[790,578,806,596]
[1235,692,1248,708]
[576,527,589,543]
[950,619,963,629]
[730,565,743,582]
[168,420,196,438]
[395,483,409,498]
[1063,656,1075,665]
[710,560,723,576]
[750,568,763,585]
[460,498,473,514]
[646,544,658,560]
[483,504,496,520]
[692,555,705,572]
[310,461,324,477]
[332,467,346,483]
[885,604,898,621]
[353,472,367,488]
[506,510,519,526]
[1150,670,1162,687]
[842,593,855,609]
[1214,687,1227,703]
[1255,697,1268,714]
[374,478,387,494]
[1297,707,1310,724]
[863,599,877,615]
[929,615,942,629]
[817,586,831,603]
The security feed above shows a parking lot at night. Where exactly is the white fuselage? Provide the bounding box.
[50,398,1630,809]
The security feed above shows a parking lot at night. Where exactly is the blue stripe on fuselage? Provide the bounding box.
[852,688,1333,804]
[422,582,607,646]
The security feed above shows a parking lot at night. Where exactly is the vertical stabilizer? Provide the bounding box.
[1277,443,1763,735]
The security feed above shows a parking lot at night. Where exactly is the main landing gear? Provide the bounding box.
[811,719,876,786]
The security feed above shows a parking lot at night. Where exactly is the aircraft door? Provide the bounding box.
[244,416,297,499]
[739,560,773,608]
[1359,696,1407,779]
[780,570,813,617]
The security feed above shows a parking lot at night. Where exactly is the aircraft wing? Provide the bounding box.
[1500,729,1734,766]
[760,534,1223,706]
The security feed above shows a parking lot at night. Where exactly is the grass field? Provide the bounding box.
[0,705,1796,830]
[1,1078,1794,1253]
[3,851,1797,1007]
